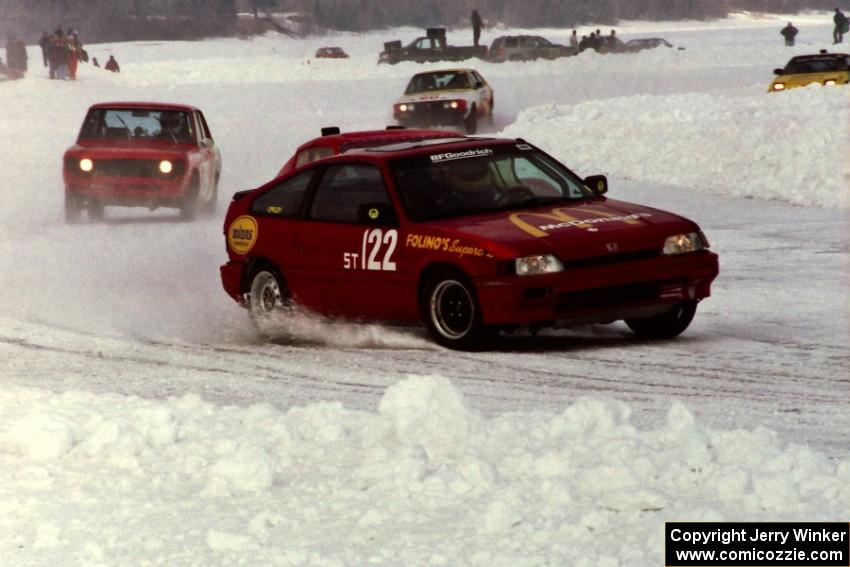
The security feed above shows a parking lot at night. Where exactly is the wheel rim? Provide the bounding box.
[430,279,474,339]
[250,271,283,316]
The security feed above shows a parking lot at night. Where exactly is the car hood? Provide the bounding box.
[396,90,474,104]
[419,198,699,261]
[65,139,193,160]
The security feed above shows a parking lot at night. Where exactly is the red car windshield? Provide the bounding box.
[79,108,194,143]
[390,145,595,221]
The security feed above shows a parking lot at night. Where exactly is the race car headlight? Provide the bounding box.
[662,232,707,255]
[79,158,93,172]
[159,160,173,174]
[772,82,785,91]
[824,79,837,86]
[399,103,413,112]
[515,254,564,276]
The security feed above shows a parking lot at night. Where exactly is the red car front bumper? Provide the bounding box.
[475,251,719,326]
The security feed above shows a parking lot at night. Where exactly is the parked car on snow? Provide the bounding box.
[314,47,349,59]
[393,68,494,134]
[378,27,487,65]
[488,35,576,62]
[768,52,850,92]
[63,102,221,222]
[620,38,674,52]
[220,132,718,349]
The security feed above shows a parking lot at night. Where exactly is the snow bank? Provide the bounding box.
[502,87,848,209]
[2,377,848,565]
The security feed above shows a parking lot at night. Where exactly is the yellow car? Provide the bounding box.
[769,52,850,92]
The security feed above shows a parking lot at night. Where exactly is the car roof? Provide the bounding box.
[298,128,463,151]
[411,68,477,76]
[788,52,849,61]
[343,136,519,160]
[88,101,199,112]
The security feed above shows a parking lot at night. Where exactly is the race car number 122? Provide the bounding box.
[344,228,398,271]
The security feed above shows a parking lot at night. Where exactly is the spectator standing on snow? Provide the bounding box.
[834,8,848,44]
[92,56,99,67]
[105,54,119,73]
[780,22,798,46]
[50,29,69,80]
[38,31,50,67]
[471,10,483,47]
[569,29,578,49]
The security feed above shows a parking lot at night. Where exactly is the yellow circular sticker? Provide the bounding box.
[227,215,258,255]
[597,180,605,192]
[368,208,380,220]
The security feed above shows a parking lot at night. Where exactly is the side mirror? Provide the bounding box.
[357,203,397,225]
[774,68,784,75]
[584,174,608,195]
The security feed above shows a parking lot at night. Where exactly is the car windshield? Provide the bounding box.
[79,108,194,143]
[785,57,850,74]
[405,71,471,94]
[390,145,596,221]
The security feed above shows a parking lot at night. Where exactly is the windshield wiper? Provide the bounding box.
[115,115,132,141]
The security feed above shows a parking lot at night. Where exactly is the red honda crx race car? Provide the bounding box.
[220,130,718,349]
[63,102,221,222]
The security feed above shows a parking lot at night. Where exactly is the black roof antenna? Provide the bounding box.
[321,126,341,136]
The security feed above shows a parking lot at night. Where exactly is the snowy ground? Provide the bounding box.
[1,12,849,566]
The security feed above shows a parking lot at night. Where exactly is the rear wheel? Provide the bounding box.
[625,301,698,339]
[421,270,491,350]
[248,266,291,337]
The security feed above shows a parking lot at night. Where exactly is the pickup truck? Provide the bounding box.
[378,28,487,65]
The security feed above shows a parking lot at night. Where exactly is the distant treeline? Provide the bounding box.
[0,0,844,42]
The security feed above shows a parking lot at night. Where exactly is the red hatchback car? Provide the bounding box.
[221,132,718,349]
[63,102,221,222]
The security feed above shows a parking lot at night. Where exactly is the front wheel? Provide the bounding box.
[65,190,82,223]
[248,267,291,337]
[421,271,491,350]
[180,175,200,220]
[465,105,478,135]
[625,301,698,339]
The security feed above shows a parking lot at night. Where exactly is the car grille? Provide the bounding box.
[554,280,686,315]
[564,249,659,269]
[93,159,161,178]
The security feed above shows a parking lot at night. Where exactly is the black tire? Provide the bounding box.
[180,175,200,220]
[247,266,291,337]
[65,190,82,224]
[625,301,698,339]
[87,201,104,221]
[202,172,219,216]
[465,106,478,135]
[421,269,491,350]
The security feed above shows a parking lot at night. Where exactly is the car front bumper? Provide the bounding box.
[65,174,190,207]
[475,251,719,327]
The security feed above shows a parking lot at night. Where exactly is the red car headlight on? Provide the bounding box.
[515,254,564,276]
[159,160,173,174]
[394,103,415,113]
[442,99,467,110]
[662,232,707,255]
[79,158,93,172]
